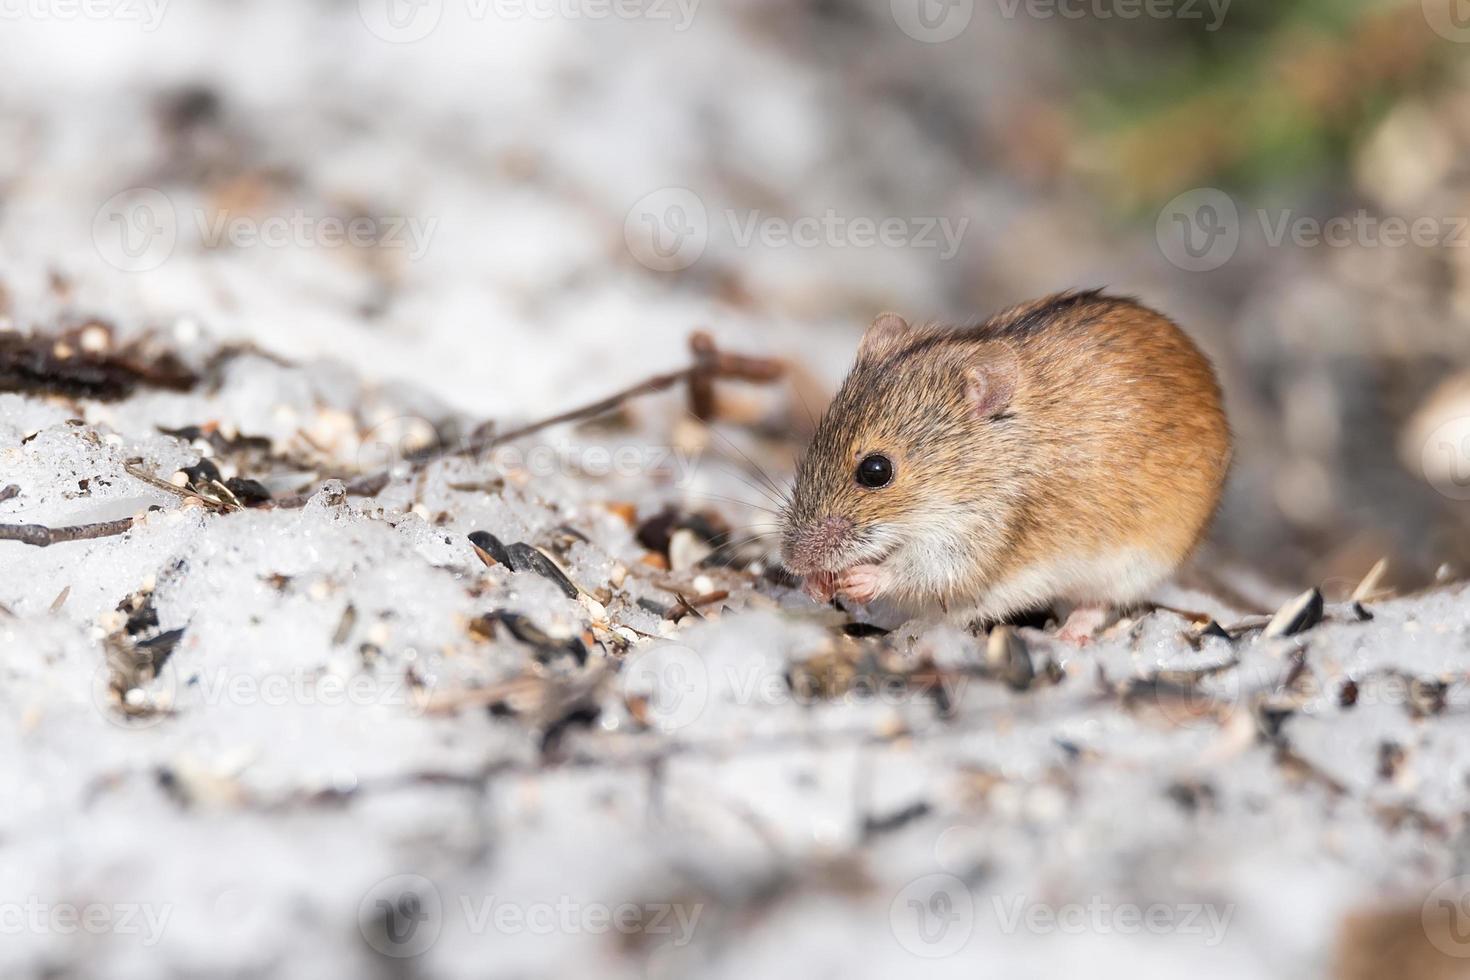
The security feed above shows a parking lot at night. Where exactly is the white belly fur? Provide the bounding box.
[952,546,1176,624]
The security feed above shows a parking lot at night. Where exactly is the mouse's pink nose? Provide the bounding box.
[785,515,853,573]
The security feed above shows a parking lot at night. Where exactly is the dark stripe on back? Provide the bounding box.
[882,288,1130,367]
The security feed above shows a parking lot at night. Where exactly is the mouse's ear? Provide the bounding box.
[857,313,915,362]
[965,346,1019,419]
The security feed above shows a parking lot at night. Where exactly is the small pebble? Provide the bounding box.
[669,529,712,572]
[579,595,608,623]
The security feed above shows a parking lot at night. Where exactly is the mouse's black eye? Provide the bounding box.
[856,454,894,489]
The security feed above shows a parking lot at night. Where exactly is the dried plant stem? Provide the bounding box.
[439,331,785,465]
[468,366,696,455]
[1,332,786,544]
[0,516,139,547]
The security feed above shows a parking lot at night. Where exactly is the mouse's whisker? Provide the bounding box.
[701,529,782,568]
[689,415,790,503]
[697,463,791,513]
[679,490,783,516]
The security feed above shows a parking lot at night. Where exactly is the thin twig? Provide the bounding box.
[421,331,784,470]
[0,516,140,547]
[466,366,697,457]
[124,463,231,513]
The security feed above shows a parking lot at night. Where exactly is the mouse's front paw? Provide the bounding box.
[803,571,837,603]
[836,565,886,605]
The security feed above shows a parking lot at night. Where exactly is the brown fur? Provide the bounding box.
[781,290,1231,615]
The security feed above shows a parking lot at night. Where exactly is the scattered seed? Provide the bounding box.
[635,506,728,557]
[1377,741,1404,781]
[1253,701,1293,740]
[861,800,932,839]
[1196,620,1231,641]
[637,597,671,618]
[669,529,713,572]
[1165,780,1216,813]
[224,477,271,507]
[1408,678,1448,718]
[136,628,185,659]
[1352,558,1390,602]
[467,530,512,567]
[555,524,590,545]
[333,604,357,646]
[539,703,601,755]
[482,611,587,666]
[986,626,1033,692]
[182,458,222,487]
[1262,588,1323,639]
[579,595,608,623]
[506,543,580,599]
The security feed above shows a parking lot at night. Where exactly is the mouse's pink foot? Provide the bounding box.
[1057,605,1110,645]
[803,571,837,603]
[836,565,887,605]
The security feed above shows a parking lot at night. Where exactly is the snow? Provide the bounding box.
[1,2,1468,977]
